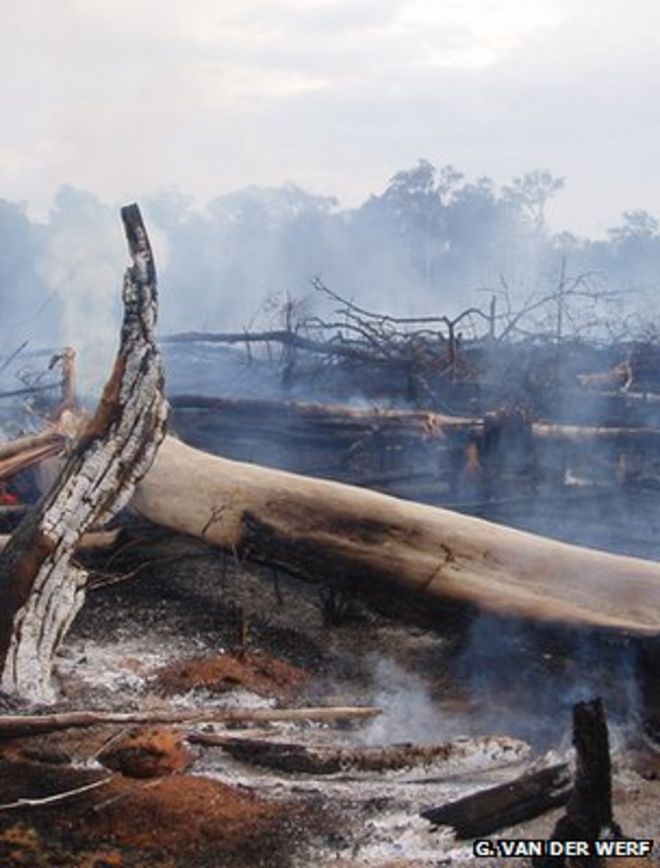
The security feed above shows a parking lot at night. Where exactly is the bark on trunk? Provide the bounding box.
[132,436,660,636]
[0,204,168,700]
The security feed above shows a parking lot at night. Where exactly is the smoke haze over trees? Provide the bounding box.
[2,160,660,376]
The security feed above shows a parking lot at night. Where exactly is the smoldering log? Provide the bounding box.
[132,435,660,635]
[0,506,28,519]
[420,763,571,838]
[560,699,620,837]
[169,395,660,501]
[162,328,341,356]
[170,394,660,448]
[169,395,464,489]
[0,204,168,701]
[636,637,660,741]
[169,394,464,442]
[187,734,530,775]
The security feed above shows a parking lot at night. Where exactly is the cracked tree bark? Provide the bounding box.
[0,204,168,701]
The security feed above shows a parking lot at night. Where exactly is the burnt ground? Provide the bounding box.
[0,533,658,867]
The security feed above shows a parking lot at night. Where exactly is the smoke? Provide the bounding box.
[450,615,641,749]
[28,187,171,397]
[360,657,458,746]
[2,162,660,409]
[349,627,640,753]
[35,187,124,394]
[2,163,660,388]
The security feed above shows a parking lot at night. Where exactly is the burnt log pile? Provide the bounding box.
[160,277,660,429]
[169,396,660,529]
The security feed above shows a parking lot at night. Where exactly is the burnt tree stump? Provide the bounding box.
[0,205,168,700]
[533,698,622,867]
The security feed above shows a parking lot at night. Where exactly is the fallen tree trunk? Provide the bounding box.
[162,328,341,356]
[132,436,660,635]
[0,204,168,700]
[170,395,457,456]
[421,762,571,838]
[169,395,460,491]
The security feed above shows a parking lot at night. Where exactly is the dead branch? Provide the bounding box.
[0,341,29,376]
[0,382,62,401]
[311,277,492,330]
[0,706,381,738]
[162,329,339,356]
[0,441,65,481]
[48,346,78,411]
[0,430,65,462]
[0,775,113,811]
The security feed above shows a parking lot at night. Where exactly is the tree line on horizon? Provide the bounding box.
[2,159,660,350]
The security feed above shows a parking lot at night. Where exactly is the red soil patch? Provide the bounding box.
[83,774,284,855]
[97,727,194,778]
[0,756,298,866]
[153,650,309,700]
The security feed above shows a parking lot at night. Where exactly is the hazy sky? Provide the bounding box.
[2,0,659,236]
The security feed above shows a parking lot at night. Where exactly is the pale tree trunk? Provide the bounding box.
[132,436,660,637]
[0,205,168,701]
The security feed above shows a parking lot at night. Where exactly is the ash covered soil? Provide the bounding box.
[1,533,659,867]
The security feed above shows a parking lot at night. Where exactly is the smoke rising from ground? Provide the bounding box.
[2,161,660,394]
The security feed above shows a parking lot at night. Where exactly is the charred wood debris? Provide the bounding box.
[0,212,659,861]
